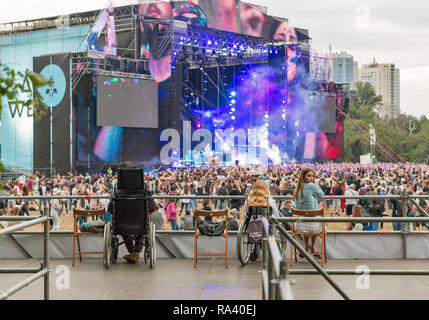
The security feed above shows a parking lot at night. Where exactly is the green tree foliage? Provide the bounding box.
[344,82,429,164]
[0,65,51,120]
[0,65,51,174]
[351,82,383,109]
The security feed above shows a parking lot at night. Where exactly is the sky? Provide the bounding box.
[0,0,428,118]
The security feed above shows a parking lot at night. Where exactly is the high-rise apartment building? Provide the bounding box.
[333,51,355,83]
[359,60,400,119]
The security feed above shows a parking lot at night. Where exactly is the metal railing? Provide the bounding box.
[1,192,428,300]
[263,214,429,300]
[0,209,51,300]
[261,216,293,300]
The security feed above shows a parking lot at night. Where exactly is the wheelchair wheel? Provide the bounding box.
[250,249,258,262]
[237,222,252,265]
[103,222,112,269]
[149,222,156,268]
[144,246,149,263]
[111,235,119,264]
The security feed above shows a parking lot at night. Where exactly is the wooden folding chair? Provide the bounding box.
[72,208,107,266]
[194,209,228,268]
[290,208,327,267]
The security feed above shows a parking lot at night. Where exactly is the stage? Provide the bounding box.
[1,1,347,174]
[2,258,429,300]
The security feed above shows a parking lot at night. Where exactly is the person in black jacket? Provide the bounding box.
[229,184,242,219]
[367,199,383,230]
[108,186,156,264]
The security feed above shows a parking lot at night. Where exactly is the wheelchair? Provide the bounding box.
[103,190,156,269]
[236,206,287,265]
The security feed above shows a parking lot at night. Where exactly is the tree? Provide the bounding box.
[351,82,383,111]
[0,65,51,119]
[0,65,51,178]
[344,82,429,164]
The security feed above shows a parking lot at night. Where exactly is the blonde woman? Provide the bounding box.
[243,179,280,225]
[237,180,281,265]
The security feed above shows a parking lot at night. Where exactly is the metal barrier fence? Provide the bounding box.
[263,214,429,300]
[1,193,428,300]
[260,216,293,300]
[0,209,51,300]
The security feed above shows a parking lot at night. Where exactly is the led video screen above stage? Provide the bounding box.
[96,75,158,128]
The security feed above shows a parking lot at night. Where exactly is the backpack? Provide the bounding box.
[248,214,263,244]
[366,222,378,231]
[197,218,226,236]
[79,221,105,233]
[247,207,269,244]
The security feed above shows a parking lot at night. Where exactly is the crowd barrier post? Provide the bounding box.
[43,207,50,300]
[271,217,351,300]
[0,213,51,300]
[401,189,408,259]
[261,217,293,300]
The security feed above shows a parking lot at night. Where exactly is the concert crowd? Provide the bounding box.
[1,163,428,231]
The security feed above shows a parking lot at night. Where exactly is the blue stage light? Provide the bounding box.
[231,91,236,97]
[207,40,212,45]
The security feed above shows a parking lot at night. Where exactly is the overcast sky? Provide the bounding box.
[1,0,428,118]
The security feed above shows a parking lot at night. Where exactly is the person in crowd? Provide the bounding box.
[243,179,280,229]
[292,168,326,257]
[38,180,48,213]
[164,194,179,231]
[50,188,61,231]
[344,184,359,216]
[89,185,100,221]
[332,180,343,216]
[201,199,213,222]
[180,209,194,231]
[228,208,239,231]
[76,191,89,228]
[150,202,165,231]
[347,205,365,231]
[228,184,242,219]
[367,199,383,230]
[279,200,294,231]
[179,183,193,215]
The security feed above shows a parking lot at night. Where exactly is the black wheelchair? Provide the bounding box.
[103,189,156,269]
[236,206,287,265]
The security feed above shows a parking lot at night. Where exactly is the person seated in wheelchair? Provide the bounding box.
[242,179,281,233]
[108,186,156,264]
[292,168,326,257]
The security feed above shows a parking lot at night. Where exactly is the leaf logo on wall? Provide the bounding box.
[38,64,66,108]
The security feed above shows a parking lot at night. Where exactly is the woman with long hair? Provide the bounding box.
[20,186,30,216]
[292,168,326,255]
[243,179,280,226]
[180,183,192,215]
